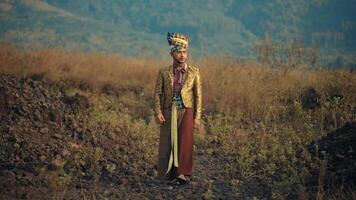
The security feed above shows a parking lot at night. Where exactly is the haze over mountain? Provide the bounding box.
[0,0,355,60]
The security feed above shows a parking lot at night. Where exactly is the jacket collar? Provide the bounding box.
[165,64,192,86]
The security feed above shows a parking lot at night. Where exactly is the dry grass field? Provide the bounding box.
[1,44,355,199]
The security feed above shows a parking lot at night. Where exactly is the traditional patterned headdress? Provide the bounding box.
[167,32,189,52]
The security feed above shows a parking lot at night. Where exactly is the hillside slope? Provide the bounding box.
[1,0,356,58]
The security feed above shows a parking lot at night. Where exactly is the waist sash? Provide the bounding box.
[166,95,184,174]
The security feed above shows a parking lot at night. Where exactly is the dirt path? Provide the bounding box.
[134,145,238,200]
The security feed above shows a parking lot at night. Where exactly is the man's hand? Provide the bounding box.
[156,113,166,124]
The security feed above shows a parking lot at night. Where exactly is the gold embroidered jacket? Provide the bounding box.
[154,64,202,122]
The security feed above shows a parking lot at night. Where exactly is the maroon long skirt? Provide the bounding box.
[157,108,194,179]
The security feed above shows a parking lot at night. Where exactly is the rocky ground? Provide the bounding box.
[1,73,355,199]
[308,121,356,191]
[0,74,237,199]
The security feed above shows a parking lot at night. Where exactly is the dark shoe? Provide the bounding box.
[177,178,187,185]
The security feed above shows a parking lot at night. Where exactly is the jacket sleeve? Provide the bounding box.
[193,68,202,122]
[154,69,163,115]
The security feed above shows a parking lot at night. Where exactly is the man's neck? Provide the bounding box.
[173,61,186,69]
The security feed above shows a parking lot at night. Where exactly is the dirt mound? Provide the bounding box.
[309,121,356,188]
[0,74,156,199]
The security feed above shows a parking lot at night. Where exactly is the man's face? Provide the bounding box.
[171,49,188,63]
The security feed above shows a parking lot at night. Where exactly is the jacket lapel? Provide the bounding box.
[166,65,174,87]
[182,66,189,84]
[182,65,193,89]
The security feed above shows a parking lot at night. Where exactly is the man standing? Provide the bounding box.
[154,32,202,184]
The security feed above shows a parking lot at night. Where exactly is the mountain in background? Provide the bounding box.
[0,0,355,61]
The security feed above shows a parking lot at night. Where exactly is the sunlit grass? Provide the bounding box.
[1,45,355,199]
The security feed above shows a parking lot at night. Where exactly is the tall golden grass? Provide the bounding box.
[1,44,355,128]
[0,44,163,92]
